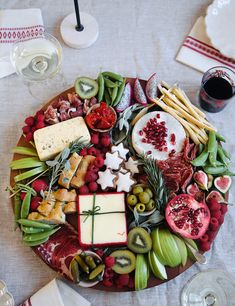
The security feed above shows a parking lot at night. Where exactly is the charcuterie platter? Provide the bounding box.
[9,72,233,291]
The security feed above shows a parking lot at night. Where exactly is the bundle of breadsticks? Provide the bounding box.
[153,81,216,145]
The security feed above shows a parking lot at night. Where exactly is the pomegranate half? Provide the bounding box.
[165,194,210,240]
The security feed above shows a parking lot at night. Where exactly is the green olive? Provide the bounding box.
[136,203,145,213]
[132,186,144,195]
[138,192,150,204]
[144,187,153,198]
[127,194,138,206]
[145,199,155,211]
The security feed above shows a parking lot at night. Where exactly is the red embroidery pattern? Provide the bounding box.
[0,25,44,43]
[183,36,235,70]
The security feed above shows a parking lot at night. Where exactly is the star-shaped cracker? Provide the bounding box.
[116,172,135,193]
[97,169,117,190]
[104,151,123,170]
[125,157,139,174]
[111,143,129,160]
[119,167,128,174]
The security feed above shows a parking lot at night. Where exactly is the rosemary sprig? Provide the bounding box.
[69,136,93,154]
[138,155,169,215]
[46,137,90,196]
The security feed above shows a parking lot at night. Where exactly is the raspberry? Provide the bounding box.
[199,234,209,243]
[91,133,99,145]
[31,127,37,133]
[31,179,48,193]
[220,203,228,215]
[127,277,135,289]
[207,199,220,212]
[211,209,221,219]
[25,116,35,126]
[101,147,109,154]
[35,110,44,117]
[94,156,104,168]
[25,132,33,142]
[95,149,101,155]
[35,121,45,129]
[36,114,45,122]
[95,249,104,258]
[101,136,110,147]
[116,274,129,286]
[218,215,224,225]
[30,196,42,211]
[104,256,115,268]
[207,230,216,242]
[104,268,114,279]
[102,278,113,287]
[88,182,98,192]
[79,148,87,156]
[101,132,110,138]
[20,192,26,200]
[79,185,89,194]
[88,164,99,173]
[209,217,219,231]
[85,171,98,183]
[88,147,97,156]
[200,241,211,252]
[22,126,31,134]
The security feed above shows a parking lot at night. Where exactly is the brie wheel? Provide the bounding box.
[132,111,186,160]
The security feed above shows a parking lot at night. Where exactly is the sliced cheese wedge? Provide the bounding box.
[34,117,91,161]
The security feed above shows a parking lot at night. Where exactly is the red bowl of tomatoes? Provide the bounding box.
[85,102,117,133]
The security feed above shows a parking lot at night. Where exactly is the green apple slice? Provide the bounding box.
[148,250,167,280]
[158,229,181,267]
[173,235,188,266]
[135,254,149,291]
[151,228,167,265]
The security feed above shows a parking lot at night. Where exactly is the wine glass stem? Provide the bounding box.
[205,293,216,306]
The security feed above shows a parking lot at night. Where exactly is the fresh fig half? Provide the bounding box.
[115,82,132,113]
[133,78,147,105]
[165,194,211,240]
[207,174,213,189]
[145,73,158,102]
[214,175,232,194]
[206,190,225,203]
[194,170,208,190]
[186,183,200,196]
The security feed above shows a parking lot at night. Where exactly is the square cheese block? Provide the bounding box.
[34,117,91,161]
[77,193,127,247]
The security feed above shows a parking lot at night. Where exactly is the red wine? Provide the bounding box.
[200,77,234,113]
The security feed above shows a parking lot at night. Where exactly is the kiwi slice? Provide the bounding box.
[128,227,152,254]
[110,250,136,274]
[75,77,99,99]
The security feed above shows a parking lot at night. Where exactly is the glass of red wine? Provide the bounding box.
[199,66,235,113]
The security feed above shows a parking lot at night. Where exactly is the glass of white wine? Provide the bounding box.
[181,269,235,306]
[10,32,66,101]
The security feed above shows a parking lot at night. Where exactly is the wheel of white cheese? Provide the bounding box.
[132,111,186,160]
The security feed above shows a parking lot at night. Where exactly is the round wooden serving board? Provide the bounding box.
[10,78,205,291]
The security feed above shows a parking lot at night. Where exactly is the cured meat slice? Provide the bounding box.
[158,150,194,193]
[33,223,80,278]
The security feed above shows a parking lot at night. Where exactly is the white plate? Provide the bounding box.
[205,0,235,59]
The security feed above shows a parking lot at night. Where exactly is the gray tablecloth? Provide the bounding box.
[1,1,235,305]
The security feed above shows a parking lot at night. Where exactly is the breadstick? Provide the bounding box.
[164,101,208,142]
[172,87,203,121]
[161,96,214,131]
[153,98,200,144]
